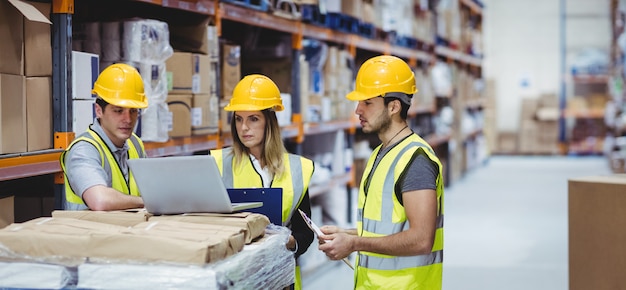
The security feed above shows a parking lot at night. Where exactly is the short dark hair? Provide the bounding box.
[383,94,411,119]
[95,97,109,110]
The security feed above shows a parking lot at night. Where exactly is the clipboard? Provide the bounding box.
[298,209,354,270]
[227,188,283,225]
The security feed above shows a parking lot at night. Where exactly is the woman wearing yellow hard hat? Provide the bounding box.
[209,74,314,290]
[61,63,148,211]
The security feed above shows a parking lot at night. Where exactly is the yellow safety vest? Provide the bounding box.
[210,148,313,224]
[211,148,313,290]
[356,134,444,290]
[60,128,145,210]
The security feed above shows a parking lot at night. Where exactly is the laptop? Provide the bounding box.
[127,155,262,215]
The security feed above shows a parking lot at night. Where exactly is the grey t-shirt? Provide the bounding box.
[64,119,133,208]
[373,136,438,205]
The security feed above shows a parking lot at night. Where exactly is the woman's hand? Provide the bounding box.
[286,235,297,251]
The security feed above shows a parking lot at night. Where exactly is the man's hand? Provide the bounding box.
[320,225,342,235]
[318,232,355,261]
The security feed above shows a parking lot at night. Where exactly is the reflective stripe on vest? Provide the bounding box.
[61,129,144,210]
[357,134,444,276]
[359,249,443,270]
[212,148,312,225]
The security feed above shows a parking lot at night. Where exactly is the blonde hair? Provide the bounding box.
[230,109,286,177]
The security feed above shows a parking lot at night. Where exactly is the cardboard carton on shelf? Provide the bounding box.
[0,0,51,76]
[0,74,27,154]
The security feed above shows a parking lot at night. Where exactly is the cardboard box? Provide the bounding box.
[168,17,210,55]
[166,52,213,95]
[128,220,246,262]
[244,58,292,94]
[72,51,99,100]
[0,74,26,154]
[191,93,219,135]
[52,209,150,227]
[341,0,362,18]
[0,0,51,75]
[0,0,24,75]
[569,175,626,290]
[0,196,14,229]
[26,77,52,151]
[0,217,123,264]
[221,43,241,99]
[0,217,247,265]
[166,94,192,137]
[148,212,269,244]
[24,1,51,76]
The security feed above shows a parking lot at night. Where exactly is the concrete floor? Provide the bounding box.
[302,155,612,290]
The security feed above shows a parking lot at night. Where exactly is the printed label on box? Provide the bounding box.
[166,111,173,132]
[191,107,202,126]
[192,74,200,94]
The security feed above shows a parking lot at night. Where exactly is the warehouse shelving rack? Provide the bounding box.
[0,0,484,210]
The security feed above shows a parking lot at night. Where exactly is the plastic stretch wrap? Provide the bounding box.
[76,225,293,289]
[136,62,168,99]
[77,263,219,289]
[213,224,295,289]
[0,261,77,289]
[122,19,173,64]
[139,98,170,142]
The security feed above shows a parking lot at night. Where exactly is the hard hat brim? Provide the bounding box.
[106,98,149,109]
[346,90,378,101]
[224,103,284,112]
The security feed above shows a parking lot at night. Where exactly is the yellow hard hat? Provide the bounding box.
[92,63,148,109]
[225,74,284,112]
[346,55,418,102]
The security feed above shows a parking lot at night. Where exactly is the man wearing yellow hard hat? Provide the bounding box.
[318,55,445,289]
[61,63,148,211]
[209,74,314,290]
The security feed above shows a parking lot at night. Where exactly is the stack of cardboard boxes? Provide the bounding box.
[0,0,55,228]
[0,210,282,288]
[518,94,560,155]
[0,1,52,154]
[165,25,220,138]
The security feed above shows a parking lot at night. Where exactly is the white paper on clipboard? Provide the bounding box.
[298,209,354,270]
[298,209,324,237]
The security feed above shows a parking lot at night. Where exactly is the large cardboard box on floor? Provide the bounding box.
[0,74,26,154]
[569,175,626,290]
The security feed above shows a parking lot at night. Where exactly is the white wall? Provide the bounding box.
[483,0,610,132]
